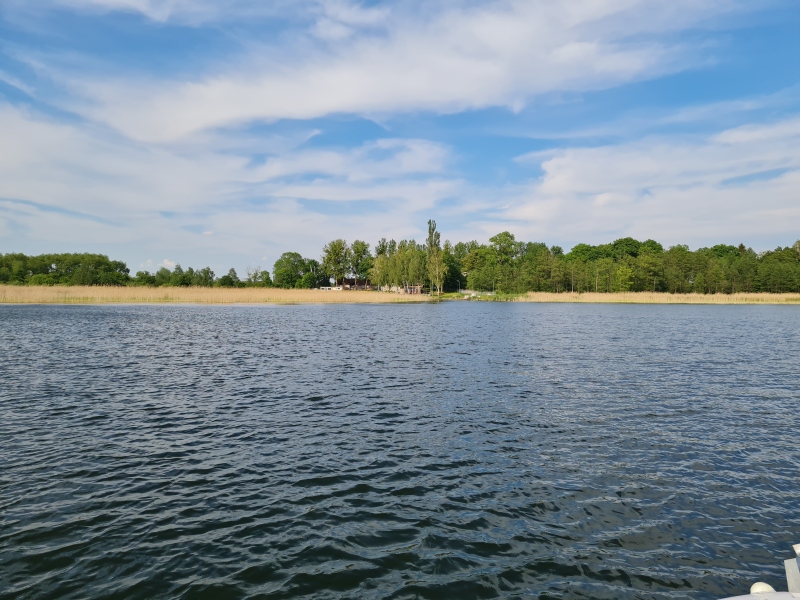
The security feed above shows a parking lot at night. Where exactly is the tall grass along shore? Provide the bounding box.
[2,285,799,305]
[0,286,429,305]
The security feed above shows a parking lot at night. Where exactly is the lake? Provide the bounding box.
[1,303,799,599]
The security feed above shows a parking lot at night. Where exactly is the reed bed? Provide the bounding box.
[2,286,798,305]
[0,286,430,305]
[514,291,800,304]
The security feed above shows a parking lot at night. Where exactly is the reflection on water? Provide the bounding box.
[1,303,799,599]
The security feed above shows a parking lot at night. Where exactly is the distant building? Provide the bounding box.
[340,278,374,290]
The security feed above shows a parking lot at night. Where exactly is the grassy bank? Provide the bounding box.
[0,285,430,304]
[512,291,800,304]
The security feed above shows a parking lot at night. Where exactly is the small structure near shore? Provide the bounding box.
[380,284,425,294]
[339,278,374,290]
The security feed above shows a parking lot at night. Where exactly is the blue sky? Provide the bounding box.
[1,0,798,274]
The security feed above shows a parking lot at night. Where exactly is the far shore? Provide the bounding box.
[512,291,800,304]
[1,285,799,305]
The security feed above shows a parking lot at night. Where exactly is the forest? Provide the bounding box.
[3,222,800,294]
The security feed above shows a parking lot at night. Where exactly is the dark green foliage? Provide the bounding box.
[321,239,349,286]
[218,268,242,288]
[0,253,129,286]
[154,267,172,286]
[442,241,466,291]
[4,234,799,294]
[194,267,216,287]
[611,237,641,259]
[273,252,306,288]
[640,239,664,255]
[350,240,373,285]
[242,267,272,288]
[451,236,800,294]
[132,271,156,286]
[132,264,218,287]
[273,253,328,289]
[299,259,329,289]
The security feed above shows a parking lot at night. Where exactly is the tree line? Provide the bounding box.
[3,225,800,294]
[452,234,800,294]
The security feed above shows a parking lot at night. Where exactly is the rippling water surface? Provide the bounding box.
[2,303,799,599]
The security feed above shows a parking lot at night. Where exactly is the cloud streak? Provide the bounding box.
[44,0,754,141]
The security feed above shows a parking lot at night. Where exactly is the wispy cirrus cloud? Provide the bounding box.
[3,0,388,36]
[27,0,756,141]
[5,0,303,25]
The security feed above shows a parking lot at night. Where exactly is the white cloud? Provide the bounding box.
[3,99,799,267]
[18,0,303,24]
[0,101,459,267]
[506,117,800,247]
[253,138,450,182]
[0,104,450,216]
[43,0,753,141]
[0,70,35,95]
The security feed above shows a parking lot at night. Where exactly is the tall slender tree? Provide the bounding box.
[426,220,445,297]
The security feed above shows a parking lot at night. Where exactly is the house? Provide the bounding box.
[340,278,374,290]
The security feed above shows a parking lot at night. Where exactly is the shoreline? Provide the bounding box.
[512,291,800,304]
[0,286,429,305]
[1,286,799,305]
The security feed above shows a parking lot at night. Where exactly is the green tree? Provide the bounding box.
[170,264,192,287]
[442,240,466,292]
[297,259,327,288]
[322,239,349,286]
[636,253,663,292]
[408,241,427,291]
[350,240,372,288]
[426,220,445,297]
[370,238,393,291]
[463,245,496,291]
[193,267,216,287]
[154,267,172,286]
[489,231,521,293]
[614,264,634,292]
[550,254,567,292]
[273,252,306,288]
[218,268,242,288]
[611,237,641,259]
[663,245,693,293]
[518,243,552,291]
[640,239,664,255]
[132,271,156,286]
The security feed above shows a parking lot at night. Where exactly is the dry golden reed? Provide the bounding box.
[514,291,800,304]
[2,286,799,305]
[0,285,430,305]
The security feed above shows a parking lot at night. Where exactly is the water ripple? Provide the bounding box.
[1,303,799,599]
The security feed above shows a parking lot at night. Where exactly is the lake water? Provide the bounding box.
[1,303,799,599]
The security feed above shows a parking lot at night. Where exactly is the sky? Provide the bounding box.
[1,0,799,274]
